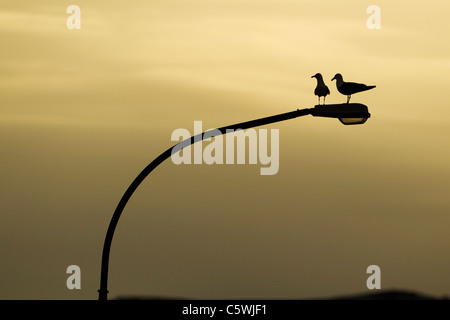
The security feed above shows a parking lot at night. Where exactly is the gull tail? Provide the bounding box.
[359,85,376,92]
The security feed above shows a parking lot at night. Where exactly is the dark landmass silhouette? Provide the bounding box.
[115,289,448,300]
[326,289,446,300]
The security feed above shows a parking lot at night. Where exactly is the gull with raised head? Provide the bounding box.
[311,73,330,105]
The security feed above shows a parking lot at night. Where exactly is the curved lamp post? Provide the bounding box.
[98,103,371,300]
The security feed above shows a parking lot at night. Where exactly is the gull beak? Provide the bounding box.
[331,76,336,81]
[311,75,316,78]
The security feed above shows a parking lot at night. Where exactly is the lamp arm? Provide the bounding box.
[98,107,313,300]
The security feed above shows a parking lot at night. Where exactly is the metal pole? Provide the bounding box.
[98,108,313,300]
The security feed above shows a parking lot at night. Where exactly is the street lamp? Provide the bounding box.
[98,103,371,300]
[312,103,371,125]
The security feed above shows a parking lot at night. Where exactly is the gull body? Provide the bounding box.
[311,73,330,105]
[331,73,376,103]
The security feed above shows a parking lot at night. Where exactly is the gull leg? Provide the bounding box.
[318,96,320,105]
[323,96,326,105]
[347,95,351,103]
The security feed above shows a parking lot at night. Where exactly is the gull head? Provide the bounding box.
[311,73,323,79]
[331,73,343,82]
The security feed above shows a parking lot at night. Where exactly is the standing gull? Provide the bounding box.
[311,73,330,105]
[331,73,376,103]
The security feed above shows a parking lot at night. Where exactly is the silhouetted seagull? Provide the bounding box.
[331,73,376,103]
[311,73,330,105]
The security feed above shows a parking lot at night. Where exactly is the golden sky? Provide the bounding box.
[1,0,450,299]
